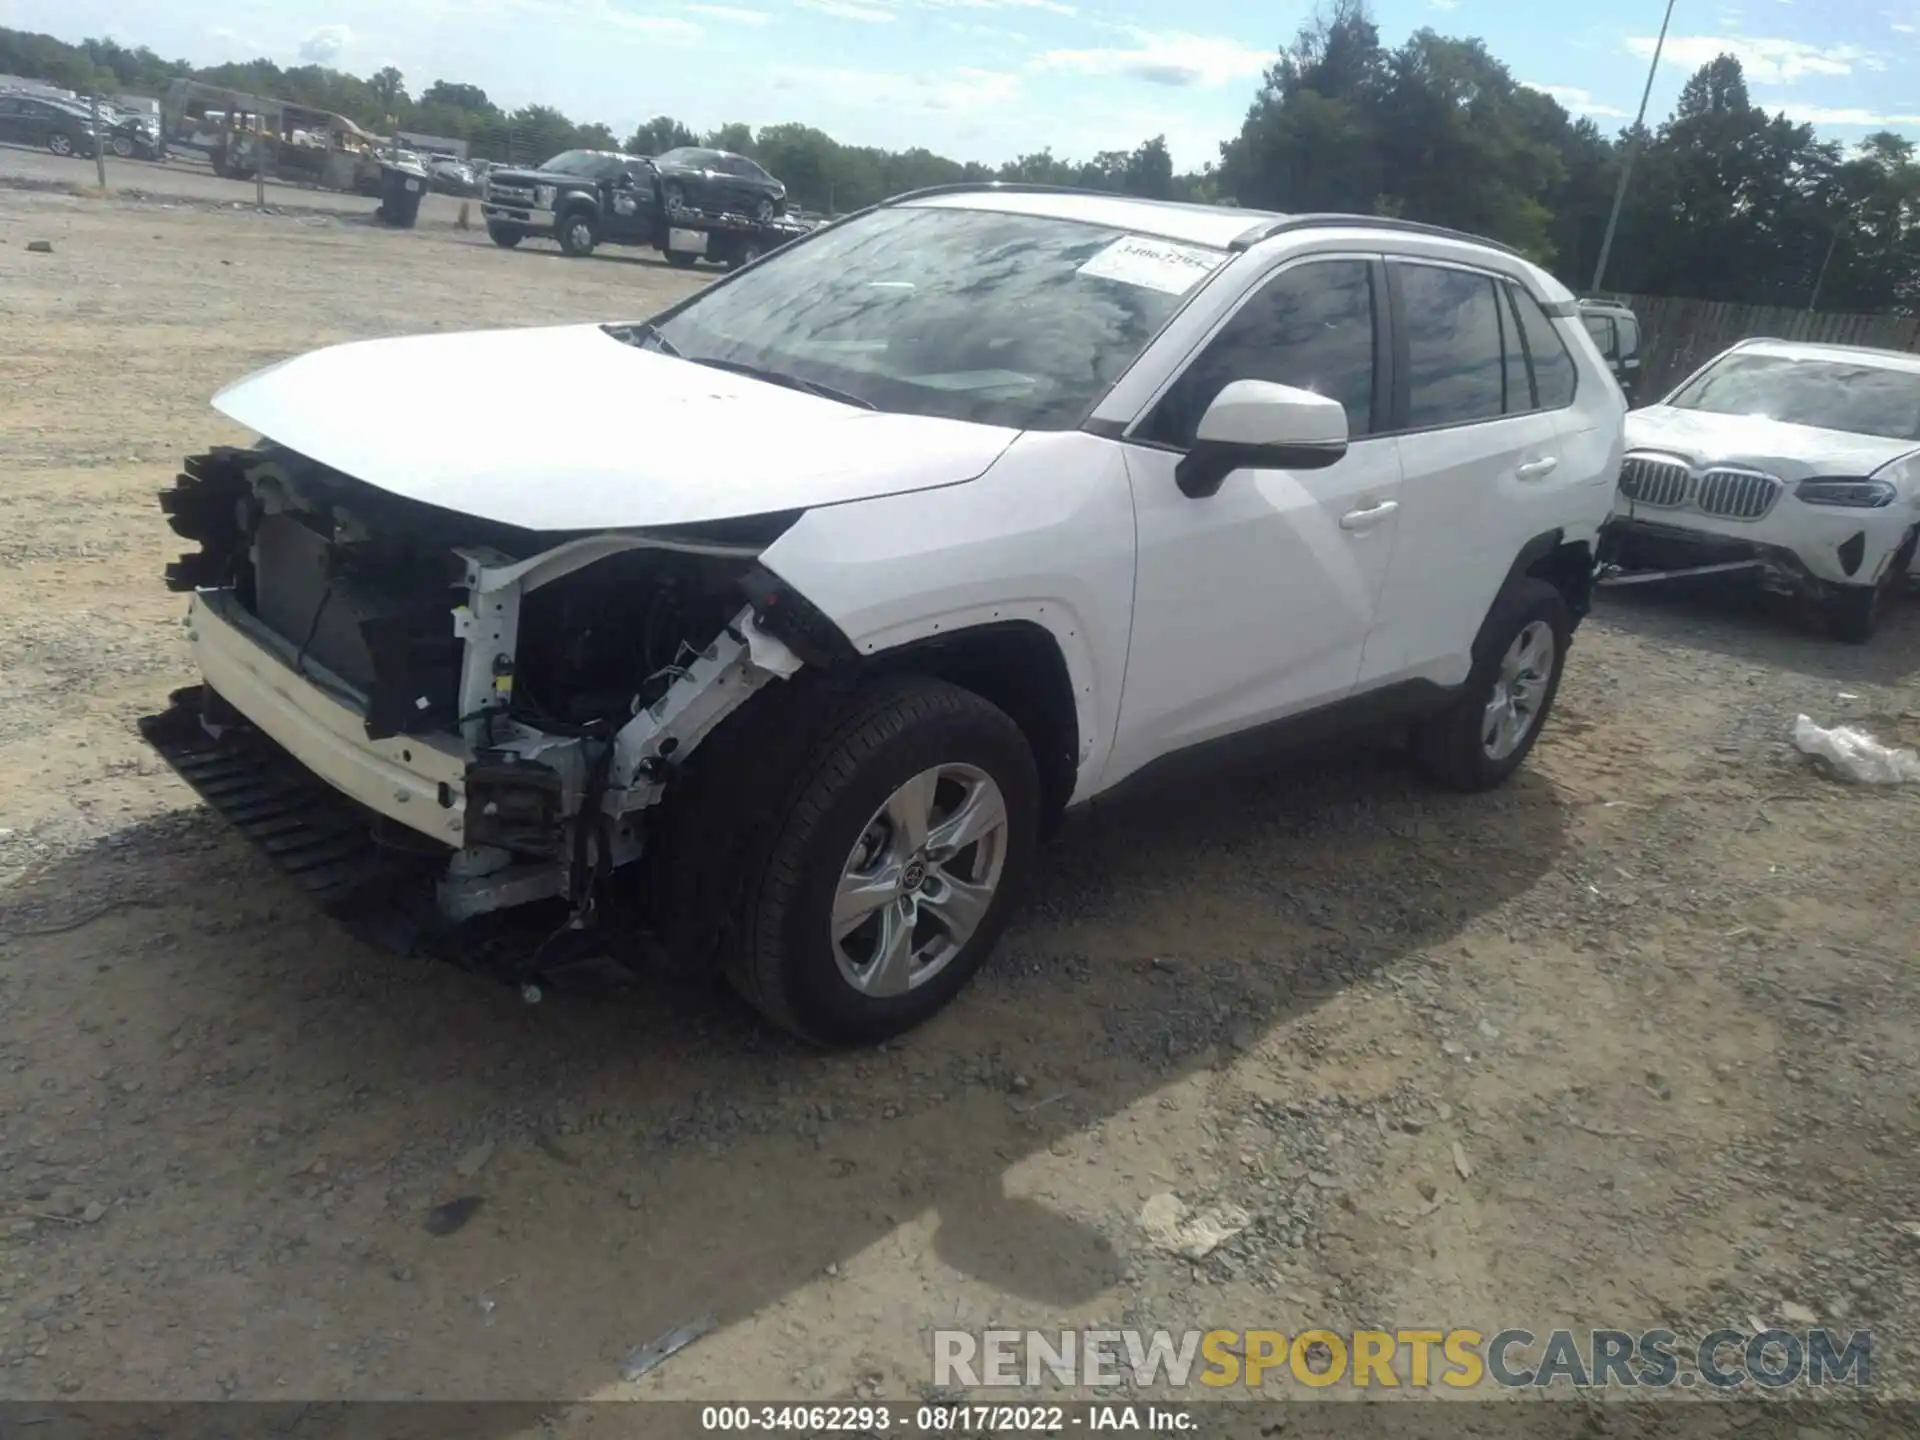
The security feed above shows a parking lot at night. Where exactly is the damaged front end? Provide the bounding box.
[141,444,836,970]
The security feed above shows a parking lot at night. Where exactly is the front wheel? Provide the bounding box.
[557,210,599,257]
[48,133,73,157]
[486,222,524,249]
[111,135,135,158]
[653,676,1040,1046]
[1829,527,1918,643]
[1411,578,1569,792]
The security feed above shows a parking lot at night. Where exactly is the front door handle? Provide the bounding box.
[1339,499,1399,532]
[1516,456,1560,481]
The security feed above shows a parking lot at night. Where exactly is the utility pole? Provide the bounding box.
[1590,0,1678,296]
[1808,222,1843,313]
[254,112,266,208]
[89,92,107,189]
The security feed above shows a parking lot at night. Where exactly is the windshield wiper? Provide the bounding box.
[683,355,877,411]
[610,321,681,357]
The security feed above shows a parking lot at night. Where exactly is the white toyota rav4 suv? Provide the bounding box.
[1610,338,1920,642]
[143,186,1624,1044]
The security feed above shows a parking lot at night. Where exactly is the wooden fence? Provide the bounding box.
[1625,294,1920,400]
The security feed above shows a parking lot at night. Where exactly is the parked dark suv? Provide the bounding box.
[1578,297,1644,405]
[0,91,101,158]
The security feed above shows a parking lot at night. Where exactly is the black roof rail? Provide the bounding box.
[1226,212,1524,257]
[879,181,1126,207]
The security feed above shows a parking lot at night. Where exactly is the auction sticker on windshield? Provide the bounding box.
[1078,235,1224,295]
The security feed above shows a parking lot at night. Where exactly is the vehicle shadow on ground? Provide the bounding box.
[498,244,712,275]
[2,736,1568,1399]
[1593,578,1920,685]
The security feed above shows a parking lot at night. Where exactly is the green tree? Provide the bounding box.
[368,65,407,115]
[624,115,698,155]
[420,79,490,111]
[704,122,755,154]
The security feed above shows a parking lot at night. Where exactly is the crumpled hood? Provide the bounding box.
[1625,404,1920,481]
[212,324,1020,531]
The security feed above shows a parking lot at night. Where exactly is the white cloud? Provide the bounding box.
[1429,0,1458,10]
[795,0,899,19]
[1777,102,1920,125]
[1625,33,1878,84]
[920,0,1076,15]
[298,24,353,62]
[769,63,1018,109]
[1035,29,1271,88]
[1523,81,1631,118]
[683,2,772,20]
[1894,22,1919,33]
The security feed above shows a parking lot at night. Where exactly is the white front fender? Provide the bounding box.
[758,430,1138,801]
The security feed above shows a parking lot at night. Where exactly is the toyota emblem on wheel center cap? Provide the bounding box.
[900,858,928,892]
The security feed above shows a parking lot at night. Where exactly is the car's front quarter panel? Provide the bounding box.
[757,430,1138,801]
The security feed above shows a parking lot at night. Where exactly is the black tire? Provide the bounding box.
[557,209,599,257]
[646,675,1040,1046]
[1411,578,1570,792]
[1826,526,1914,643]
[111,135,134,158]
[665,249,699,268]
[726,240,762,273]
[48,132,73,157]
[487,223,524,249]
[754,197,774,222]
[1827,583,1886,644]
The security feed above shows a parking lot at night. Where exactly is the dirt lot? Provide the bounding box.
[3,145,1919,1421]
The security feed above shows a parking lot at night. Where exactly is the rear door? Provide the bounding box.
[1358,258,1568,690]
[0,98,26,145]
[607,160,649,241]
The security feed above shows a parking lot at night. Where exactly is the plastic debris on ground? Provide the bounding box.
[1791,714,1920,785]
[620,1315,719,1382]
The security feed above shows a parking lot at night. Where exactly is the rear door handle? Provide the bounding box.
[1339,499,1399,532]
[1516,457,1560,481]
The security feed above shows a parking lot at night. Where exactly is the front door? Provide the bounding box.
[1103,256,1403,788]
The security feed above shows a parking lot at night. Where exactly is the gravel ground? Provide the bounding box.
[2,145,1919,1424]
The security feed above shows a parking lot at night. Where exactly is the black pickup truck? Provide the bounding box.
[479,148,812,270]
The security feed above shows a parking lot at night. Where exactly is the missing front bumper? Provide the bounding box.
[1597,517,1831,597]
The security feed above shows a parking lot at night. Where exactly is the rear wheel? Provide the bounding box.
[726,239,763,272]
[665,249,699,268]
[1412,579,1569,792]
[558,210,599,257]
[487,223,524,249]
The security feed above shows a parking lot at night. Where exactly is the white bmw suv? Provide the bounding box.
[144,186,1624,1044]
[1610,338,1920,642]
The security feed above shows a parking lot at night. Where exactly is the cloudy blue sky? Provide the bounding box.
[4,0,1912,168]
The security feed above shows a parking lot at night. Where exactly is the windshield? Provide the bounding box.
[540,150,607,176]
[658,148,719,167]
[651,205,1227,429]
[1668,352,1920,442]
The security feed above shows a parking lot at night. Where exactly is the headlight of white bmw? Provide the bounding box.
[1796,478,1898,508]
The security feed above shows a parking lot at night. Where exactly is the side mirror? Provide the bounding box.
[1175,379,1350,499]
